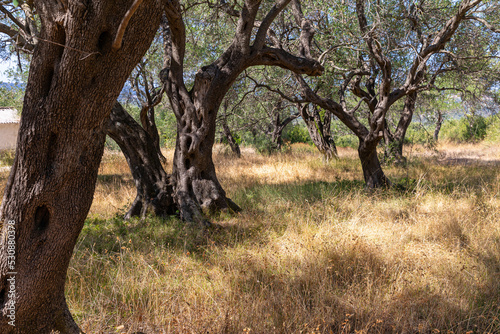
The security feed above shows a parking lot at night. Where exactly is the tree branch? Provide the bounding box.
[253,0,291,50]
[252,47,324,76]
[112,0,144,51]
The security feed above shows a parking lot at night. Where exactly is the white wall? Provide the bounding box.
[0,123,19,150]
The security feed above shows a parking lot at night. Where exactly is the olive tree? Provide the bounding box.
[0,1,164,332]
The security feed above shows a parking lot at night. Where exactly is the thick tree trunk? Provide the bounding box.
[299,104,338,162]
[434,110,443,142]
[162,0,323,222]
[172,118,241,222]
[107,103,176,219]
[170,85,241,223]
[358,138,391,188]
[0,2,162,332]
[140,104,167,163]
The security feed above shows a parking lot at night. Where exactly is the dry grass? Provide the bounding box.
[1,143,500,333]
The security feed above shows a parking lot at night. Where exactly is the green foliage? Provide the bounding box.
[336,135,358,149]
[252,134,278,155]
[406,123,434,145]
[0,150,15,167]
[484,116,500,143]
[283,123,311,144]
[0,84,24,111]
[331,120,358,148]
[441,116,489,142]
[156,106,177,148]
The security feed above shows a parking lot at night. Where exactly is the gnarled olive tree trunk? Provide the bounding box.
[0,2,162,332]
[107,102,176,219]
[299,103,338,162]
[358,137,391,188]
[270,102,299,151]
[221,119,242,158]
[163,0,323,222]
[383,90,417,165]
[167,65,242,223]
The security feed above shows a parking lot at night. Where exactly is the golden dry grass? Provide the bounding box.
[1,143,499,333]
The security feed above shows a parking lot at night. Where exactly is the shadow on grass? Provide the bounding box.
[78,214,269,261]
[233,179,366,208]
[216,233,494,333]
[97,173,133,185]
[75,170,500,333]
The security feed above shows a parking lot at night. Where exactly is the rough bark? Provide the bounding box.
[358,138,391,188]
[140,100,167,164]
[163,0,323,222]
[299,103,338,162]
[221,120,241,158]
[270,102,299,150]
[434,110,443,142]
[383,92,417,165]
[295,74,391,187]
[107,102,176,219]
[0,1,162,332]
[293,0,480,187]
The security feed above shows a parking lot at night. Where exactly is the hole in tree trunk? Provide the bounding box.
[40,68,54,98]
[97,31,112,55]
[0,286,5,307]
[34,205,50,233]
[185,158,191,169]
[40,25,66,97]
[185,136,192,150]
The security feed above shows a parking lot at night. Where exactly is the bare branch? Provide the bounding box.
[0,5,27,33]
[252,47,324,76]
[253,0,291,50]
[465,15,500,33]
[112,0,144,51]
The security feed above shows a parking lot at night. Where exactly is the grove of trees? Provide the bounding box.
[0,0,499,332]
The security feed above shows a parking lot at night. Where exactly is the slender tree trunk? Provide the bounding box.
[0,2,162,332]
[299,104,338,162]
[383,92,416,165]
[221,120,241,158]
[358,137,391,188]
[271,112,284,150]
[220,102,241,158]
[434,110,443,142]
[270,111,298,151]
[107,103,176,219]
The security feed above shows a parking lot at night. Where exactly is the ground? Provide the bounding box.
[1,142,499,333]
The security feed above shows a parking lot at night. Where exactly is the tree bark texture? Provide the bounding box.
[358,139,391,188]
[221,120,241,158]
[383,92,417,165]
[107,102,176,219]
[0,1,163,332]
[299,104,338,162]
[270,103,299,151]
[163,0,323,222]
[434,110,443,142]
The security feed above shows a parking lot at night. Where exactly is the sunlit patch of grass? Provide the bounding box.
[22,143,500,332]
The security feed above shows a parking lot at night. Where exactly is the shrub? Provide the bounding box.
[283,123,312,144]
[484,116,500,143]
[440,116,488,142]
